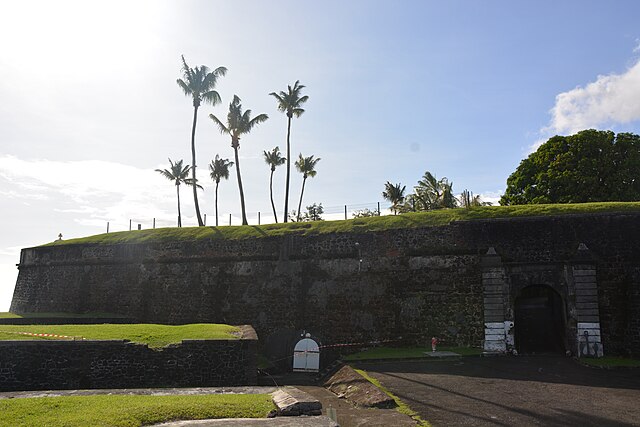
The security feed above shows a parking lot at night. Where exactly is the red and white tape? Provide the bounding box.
[0,331,84,340]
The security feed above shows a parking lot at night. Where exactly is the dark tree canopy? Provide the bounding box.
[501,130,640,205]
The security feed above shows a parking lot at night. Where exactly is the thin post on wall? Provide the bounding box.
[129,219,132,231]
[106,221,109,233]
[258,211,261,225]
[344,205,347,220]
[153,218,156,229]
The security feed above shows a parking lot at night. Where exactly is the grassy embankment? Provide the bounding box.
[0,323,240,348]
[0,394,275,427]
[40,202,640,246]
[579,356,640,368]
[344,346,482,361]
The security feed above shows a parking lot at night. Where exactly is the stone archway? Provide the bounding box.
[515,285,566,354]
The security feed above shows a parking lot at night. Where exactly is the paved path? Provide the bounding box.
[358,356,640,426]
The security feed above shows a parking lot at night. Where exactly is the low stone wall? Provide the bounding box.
[0,331,257,391]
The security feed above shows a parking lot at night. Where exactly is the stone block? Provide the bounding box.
[272,387,322,416]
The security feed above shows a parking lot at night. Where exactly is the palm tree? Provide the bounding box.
[414,171,457,210]
[269,81,309,222]
[209,95,268,225]
[460,189,492,208]
[382,181,406,215]
[294,154,320,222]
[263,147,286,223]
[155,158,198,227]
[177,55,227,226]
[209,155,234,226]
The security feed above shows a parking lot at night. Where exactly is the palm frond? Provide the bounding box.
[201,90,222,106]
[209,114,230,134]
[176,79,192,96]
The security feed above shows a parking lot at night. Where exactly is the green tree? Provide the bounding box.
[382,181,406,214]
[209,95,268,225]
[269,81,309,222]
[155,158,200,227]
[208,155,234,226]
[177,55,227,226]
[263,147,286,223]
[501,130,640,205]
[294,154,320,222]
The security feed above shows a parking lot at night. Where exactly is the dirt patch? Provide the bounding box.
[323,365,395,408]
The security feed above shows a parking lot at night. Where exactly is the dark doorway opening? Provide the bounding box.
[515,285,565,354]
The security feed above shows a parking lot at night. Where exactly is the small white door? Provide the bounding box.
[292,338,320,372]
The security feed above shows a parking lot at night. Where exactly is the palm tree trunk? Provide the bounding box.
[269,169,278,223]
[233,145,248,225]
[297,177,307,222]
[190,105,204,226]
[176,184,182,227]
[283,116,292,222]
[215,181,219,227]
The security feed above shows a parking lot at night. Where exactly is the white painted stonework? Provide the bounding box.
[578,322,604,357]
[484,322,506,352]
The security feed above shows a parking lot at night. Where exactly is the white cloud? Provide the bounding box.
[0,155,178,230]
[533,59,640,151]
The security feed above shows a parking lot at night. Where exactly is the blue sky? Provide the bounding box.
[1,0,640,310]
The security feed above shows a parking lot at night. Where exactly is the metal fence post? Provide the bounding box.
[204,214,206,226]
[107,222,109,233]
[229,214,232,226]
[344,205,347,220]
[258,211,261,225]
[153,218,155,229]
[129,219,132,231]
[377,201,381,215]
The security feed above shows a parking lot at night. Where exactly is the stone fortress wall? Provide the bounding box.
[9,213,640,357]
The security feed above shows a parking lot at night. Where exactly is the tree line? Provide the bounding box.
[382,172,490,215]
[156,56,320,227]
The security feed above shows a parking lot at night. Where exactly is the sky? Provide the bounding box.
[2,0,640,310]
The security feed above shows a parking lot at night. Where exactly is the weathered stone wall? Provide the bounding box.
[0,336,257,392]
[9,213,640,355]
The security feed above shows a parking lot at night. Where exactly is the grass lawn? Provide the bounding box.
[579,356,640,368]
[0,394,275,427]
[0,323,240,348]
[40,202,640,246]
[344,346,483,361]
[355,369,430,427]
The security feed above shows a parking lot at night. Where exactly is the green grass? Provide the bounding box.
[0,323,240,348]
[40,202,640,246]
[0,312,129,319]
[355,369,431,427]
[0,394,275,427]
[579,356,640,368]
[344,346,482,361]
[0,312,20,319]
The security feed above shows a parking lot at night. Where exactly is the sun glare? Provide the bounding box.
[1,0,160,76]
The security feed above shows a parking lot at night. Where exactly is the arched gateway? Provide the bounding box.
[481,245,604,357]
[515,285,566,354]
